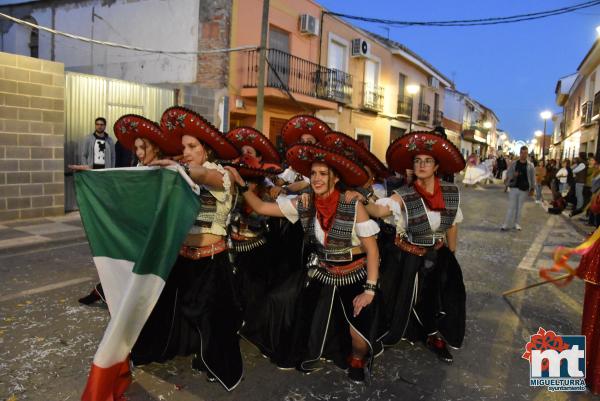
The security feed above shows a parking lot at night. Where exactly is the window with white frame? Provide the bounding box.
[328,34,348,70]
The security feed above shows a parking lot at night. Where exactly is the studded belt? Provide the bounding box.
[179,239,228,260]
[394,236,443,257]
[230,232,267,253]
[309,256,367,286]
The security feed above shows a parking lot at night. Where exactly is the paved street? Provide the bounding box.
[0,183,596,401]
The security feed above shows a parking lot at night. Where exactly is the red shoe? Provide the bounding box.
[347,356,365,383]
[426,335,453,363]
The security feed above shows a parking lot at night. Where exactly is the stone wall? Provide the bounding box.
[0,52,65,221]
[197,0,231,89]
[180,0,232,131]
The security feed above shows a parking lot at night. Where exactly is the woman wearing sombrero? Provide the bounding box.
[222,127,284,317]
[75,114,182,305]
[321,131,391,202]
[134,106,244,391]
[366,129,466,363]
[273,115,332,196]
[321,132,398,280]
[227,142,382,383]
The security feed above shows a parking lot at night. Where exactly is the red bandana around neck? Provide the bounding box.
[413,177,446,211]
[315,188,340,236]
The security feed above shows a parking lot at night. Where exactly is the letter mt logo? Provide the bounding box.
[522,327,586,392]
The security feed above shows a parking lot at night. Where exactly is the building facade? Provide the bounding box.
[443,87,500,159]
[554,38,600,161]
[0,0,232,125]
[228,0,452,161]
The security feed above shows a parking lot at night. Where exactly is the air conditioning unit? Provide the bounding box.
[428,76,440,89]
[299,14,319,36]
[351,38,370,57]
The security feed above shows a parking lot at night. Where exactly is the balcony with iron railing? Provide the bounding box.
[432,110,443,126]
[243,48,353,105]
[361,83,384,112]
[397,97,412,117]
[417,103,431,121]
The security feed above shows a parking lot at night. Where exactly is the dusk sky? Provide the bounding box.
[319,0,600,142]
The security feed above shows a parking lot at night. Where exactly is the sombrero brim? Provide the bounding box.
[220,161,283,179]
[386,132,465,174]
[281,115,331,146]
[322,132,391,180]
[286,143,368,187]
[226,127,281,163]
[161,106,239,160]
[114,114,182,156]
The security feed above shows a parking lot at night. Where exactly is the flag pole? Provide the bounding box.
[501,273,573,297]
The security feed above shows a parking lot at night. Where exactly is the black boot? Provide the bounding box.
[426,335,453,363]
[192,355,216,382]
[347,356,365,383]
[78,283,104,305]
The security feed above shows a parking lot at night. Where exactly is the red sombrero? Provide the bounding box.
[386,131,465,174]
[114,114,182,156]
[281,115,332,146]
[286,143,369,187]
[221,154,283,179]
[322,132,391,180]
[226,127,281,163]
[160,106,239,160]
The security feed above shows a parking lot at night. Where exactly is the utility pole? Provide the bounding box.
[256,0,270,132]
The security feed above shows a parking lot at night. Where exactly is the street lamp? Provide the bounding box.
[540,110,552,163]
[406,84,420,133]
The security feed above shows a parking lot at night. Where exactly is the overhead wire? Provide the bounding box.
[0,11,257,54]
[326,0,600,27]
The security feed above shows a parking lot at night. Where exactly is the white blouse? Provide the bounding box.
[188,161,233,236]
[376,197,463,234]
[276,195,380,246]
[278,167,310,185]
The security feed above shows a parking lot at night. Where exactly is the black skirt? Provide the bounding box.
[132,252,243,391]
[235,241,272,318]
[236,218,305,321]
[378,244,466,349]
[241,257,382,373]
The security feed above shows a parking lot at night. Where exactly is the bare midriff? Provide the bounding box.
[183,232,224,247]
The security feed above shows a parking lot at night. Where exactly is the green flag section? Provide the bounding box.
[77,167,201,401]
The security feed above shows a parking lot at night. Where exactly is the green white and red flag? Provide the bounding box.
[76,167,200,401]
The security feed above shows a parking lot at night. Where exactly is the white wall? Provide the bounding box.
[443,89,464,122]
[3,21,33,56]
[4,0,199,84]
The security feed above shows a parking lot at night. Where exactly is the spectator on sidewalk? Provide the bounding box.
[572,153,588,215]
[80,117,115,169]
[545,159,557,193]
[555,160,571,198]
[501,146,535,231]
[534,160,547,203]
[586,156,600,227]
[584,155,598,211]
[496,154,507,179]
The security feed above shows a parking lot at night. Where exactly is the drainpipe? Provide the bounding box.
[51,5,56,61]
[318,10,325,66]
[255,0,269,132]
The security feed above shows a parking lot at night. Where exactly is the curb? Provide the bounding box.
[0,231,89,257]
